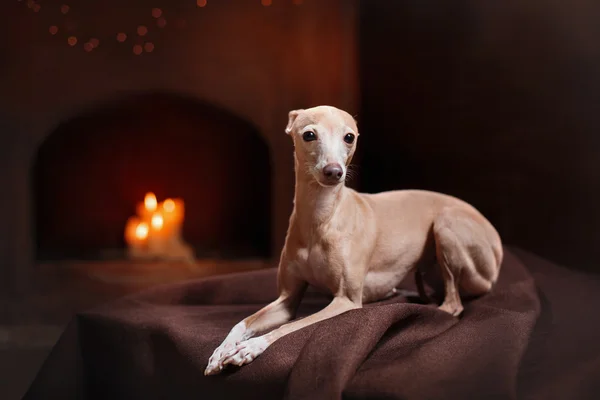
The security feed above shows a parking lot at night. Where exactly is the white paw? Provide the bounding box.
[205,322,249,376]
[204,340,237,375]
[221,337,269,368]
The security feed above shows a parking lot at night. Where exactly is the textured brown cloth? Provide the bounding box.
[24,247,600,400]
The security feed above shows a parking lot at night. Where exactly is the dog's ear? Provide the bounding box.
[285,109,302,135]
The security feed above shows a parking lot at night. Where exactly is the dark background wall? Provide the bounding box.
[2,0,600,293]
[358,0,600,272]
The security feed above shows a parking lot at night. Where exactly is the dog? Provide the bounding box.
[204,105,503,375]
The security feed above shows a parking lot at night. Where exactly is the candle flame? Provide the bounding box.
[151,213,164,230]
[163,198,175,212]
[135,222,149,240]
[144,192,157,211]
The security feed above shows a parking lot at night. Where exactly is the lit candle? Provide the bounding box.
[151,213,164,231]
[147,211,168,255]
[145,192,157,210]
[136,192,158,220]
[136,222,149,239]
[125,217,148,258]
[162,198,185,232]
[163,198,175,213]
[125,217,143,244]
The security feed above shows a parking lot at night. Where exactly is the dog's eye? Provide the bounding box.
[343,133,355,144]
[302,131,317,142]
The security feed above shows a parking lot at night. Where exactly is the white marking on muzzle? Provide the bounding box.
[316,134,346,179]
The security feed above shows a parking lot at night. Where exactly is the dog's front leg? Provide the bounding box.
[220,295,360,369]
[204,268,306,375]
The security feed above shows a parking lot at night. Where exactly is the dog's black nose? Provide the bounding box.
[323,163,344,181]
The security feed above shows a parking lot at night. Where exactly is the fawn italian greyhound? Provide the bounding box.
[204,105,503,375]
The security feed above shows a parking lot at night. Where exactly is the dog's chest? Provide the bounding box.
[295,242,342,293]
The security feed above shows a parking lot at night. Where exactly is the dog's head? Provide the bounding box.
[285,105,359,187]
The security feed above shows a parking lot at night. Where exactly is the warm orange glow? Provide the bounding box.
[124,217,141,244]
[152,8,163,18]
[135,222,149,240]
[67,36,77,46]
[151,213,164,230]
[144,192,157,211]
[197,0,207,7]
[125,195,192,260]
[133,44,143,55]
[116,32,127,42]
[61,4,70,14]
[144,42,155,53]
[261,0,272,6]
[49,26,59,35]
[163,199,176,212]
[137,25,148,36]
[293,0,303,4]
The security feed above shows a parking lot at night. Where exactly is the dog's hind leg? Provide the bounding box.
[435,237,465,317]
[432,208,498,316]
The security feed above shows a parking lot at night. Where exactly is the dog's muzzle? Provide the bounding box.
[321,163,344,185]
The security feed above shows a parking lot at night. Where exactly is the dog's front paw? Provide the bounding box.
[204,340,238,376]
[221,337,269,368]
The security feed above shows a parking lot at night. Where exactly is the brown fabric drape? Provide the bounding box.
[24,247,600,399]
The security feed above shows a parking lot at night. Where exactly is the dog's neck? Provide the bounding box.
[293,156,346,236]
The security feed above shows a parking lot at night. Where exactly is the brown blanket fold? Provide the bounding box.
[23,247,600,400]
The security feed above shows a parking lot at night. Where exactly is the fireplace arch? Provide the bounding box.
[33,91,272,261]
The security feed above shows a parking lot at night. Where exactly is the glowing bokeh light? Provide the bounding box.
[135,222,149,239]
[137,25,148,36]
[151,214,164,230]
[144,193,158,211]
